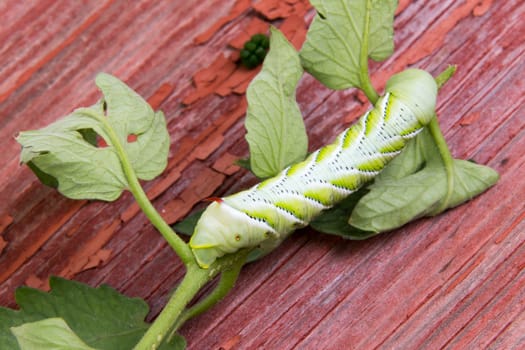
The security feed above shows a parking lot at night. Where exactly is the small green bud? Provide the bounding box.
[240,33,270,69]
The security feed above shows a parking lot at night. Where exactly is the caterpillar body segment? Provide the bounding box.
[190,69,438,268]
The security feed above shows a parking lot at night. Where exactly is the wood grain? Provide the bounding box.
[1,1,523,349]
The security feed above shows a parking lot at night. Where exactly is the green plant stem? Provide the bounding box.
[135,250,248,349]
[133,264,211,350]
[170,258,245,334]
[359,0,379,104]
[122,160,194,265]
[429,65,458,213]
[85,109,194,265]
[428,116,455,213]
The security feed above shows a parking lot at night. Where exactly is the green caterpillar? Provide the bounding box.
[189,69,438,268]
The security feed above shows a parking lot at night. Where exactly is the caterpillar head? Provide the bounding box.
[189,200,273,268]
[386,69,438,125]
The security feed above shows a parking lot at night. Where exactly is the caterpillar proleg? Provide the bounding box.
[190,69,438,268]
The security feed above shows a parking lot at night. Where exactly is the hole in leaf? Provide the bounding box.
[78,128,98,147]
[127,134,138,143]
[97,137,108,148]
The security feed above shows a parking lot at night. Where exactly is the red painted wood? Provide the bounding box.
[1,1,524,349]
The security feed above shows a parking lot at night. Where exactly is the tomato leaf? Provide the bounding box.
[0,277,185,350]
[11,318,97,350]
[350,129,499,232]
[300,0,397,90]
[310,188,375,240]
[431,159,499,214]
[374,128,440,182]
[245,27,308,178]
[17,73,169,201]
[350,165,447,232]
[172,209,204,236]
[313,127,498,236]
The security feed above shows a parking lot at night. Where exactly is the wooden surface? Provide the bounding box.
[1,0,524,349]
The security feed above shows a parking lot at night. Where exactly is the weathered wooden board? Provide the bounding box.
[1,1,523,349]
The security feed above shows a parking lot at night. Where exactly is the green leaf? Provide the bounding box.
[350,165,447,232]
[11,318,97,350]
[349,125,499,232]
[78,128,99,147]
[0,277,185,350]
[300,0,397,90]
[315,123,498,236]
[350,159,499,232]
[172,209,204,236]
[366,0,398,61]
[234,157,252,172]
[17,73,169,201]
[374,128,441,182]
[163,334,187,350]
[26,161,59,188]
[310,189,376,239]
[432,159,499,213]
[245,27,308,178]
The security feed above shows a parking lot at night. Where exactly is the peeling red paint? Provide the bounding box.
[473,0,494,17]
[59,218,120,278]
[25,274,47,290]
[0,236,7,255]
[213,152,241,175]
[193,0,252,45]
[228,18,270,49]
[182,54,238,105]
[0,214,13,234]
[459,111,481,126]
[184,0,309,104]
[161,167,226,224]
[253,0,311,20]
[147,83,174,110]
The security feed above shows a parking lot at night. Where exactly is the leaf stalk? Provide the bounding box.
[359,0,379,104]
[428,116,455,213]
[171,258,244,335]
[82,109,194,265]
[429,65,458,213]
[133,264,211,350]
[135,250,248,349]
